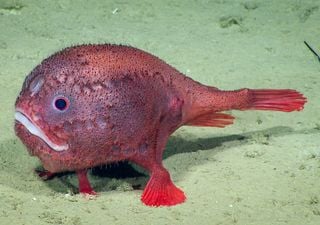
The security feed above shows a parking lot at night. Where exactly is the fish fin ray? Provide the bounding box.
[186,112,234,128]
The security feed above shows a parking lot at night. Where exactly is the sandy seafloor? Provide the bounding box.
[0,0,319,224]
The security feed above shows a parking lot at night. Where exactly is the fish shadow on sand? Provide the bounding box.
[35,125,317,194]
[165,126,298,157]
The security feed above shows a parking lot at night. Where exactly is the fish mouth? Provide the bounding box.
[14,110,68,152]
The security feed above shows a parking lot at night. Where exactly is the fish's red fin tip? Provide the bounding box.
[77,169,97,198]
[80,189,97,196]
[80,190,98,200]
[250,89,307,112]
[34,169,55,181]
[186,112,234,128]
[141,177,186,207]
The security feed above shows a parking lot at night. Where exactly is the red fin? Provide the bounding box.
[77,169,97,196]
[186,112,235,128]
[141,170,186,207]
[249,89,307,112]
[35,169,55,180]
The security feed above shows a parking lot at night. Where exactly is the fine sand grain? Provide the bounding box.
[0,0,319,224]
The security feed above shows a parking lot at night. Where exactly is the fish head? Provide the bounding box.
[14,48,110,172]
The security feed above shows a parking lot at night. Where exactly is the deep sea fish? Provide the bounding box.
[14,44,307,206]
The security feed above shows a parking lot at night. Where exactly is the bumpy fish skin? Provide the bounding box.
[14,44,307,206]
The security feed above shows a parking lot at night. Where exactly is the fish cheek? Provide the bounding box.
[58,99,99,139]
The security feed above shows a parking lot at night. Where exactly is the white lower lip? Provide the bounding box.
[15,111,68,152]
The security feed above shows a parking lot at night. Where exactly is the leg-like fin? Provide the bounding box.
[35,168,55,180]
[76,169,97,196]
[141,167,186,207]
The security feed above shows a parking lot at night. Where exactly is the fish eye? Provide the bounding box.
[53,97,69,111]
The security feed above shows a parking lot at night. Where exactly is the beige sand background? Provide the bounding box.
[0,0,319,224]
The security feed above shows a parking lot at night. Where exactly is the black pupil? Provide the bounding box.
[55,98,67,110]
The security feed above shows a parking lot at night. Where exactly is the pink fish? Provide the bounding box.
[14,44,307,206]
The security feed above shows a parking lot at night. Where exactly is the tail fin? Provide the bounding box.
[248,89,307,112]
[181,87,307,127]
